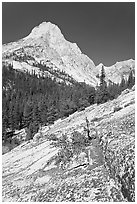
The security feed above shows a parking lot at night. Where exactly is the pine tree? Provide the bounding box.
[95,65,109,104]
[120,77,126,92]
[100,65,106,87]
[32,103,41,129]
[23,100,33,127]
[39,100,48,125]
[13,100,20,129]
[127,71,135,89]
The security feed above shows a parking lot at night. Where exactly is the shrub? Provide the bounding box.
[55,147,73,168]
[46,133,58,142]
[50,131,90,169]
[71,131,90,155]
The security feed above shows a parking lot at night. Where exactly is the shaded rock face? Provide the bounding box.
[2,88,135,202]
[2,21,135,86]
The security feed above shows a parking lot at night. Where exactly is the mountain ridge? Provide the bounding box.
[2,21,135,86]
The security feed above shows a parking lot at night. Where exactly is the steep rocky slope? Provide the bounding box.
[2,22,135,86]
[2,87,135,202]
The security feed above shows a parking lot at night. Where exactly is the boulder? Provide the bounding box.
[33,132,42,142]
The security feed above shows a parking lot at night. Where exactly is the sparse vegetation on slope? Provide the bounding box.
[46,131,91,170]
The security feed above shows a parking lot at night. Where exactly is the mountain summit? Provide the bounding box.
[25,22,64,41]
[2,22,134,86]
[3,21,97,86]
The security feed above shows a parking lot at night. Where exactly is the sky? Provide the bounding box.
[2,2,135,66]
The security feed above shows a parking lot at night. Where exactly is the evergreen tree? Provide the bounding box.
[95,65,110,104]
[107,82,120,100]
[23,100,33,127]
[120,77,126,92]
[88,88,95,105]
[127,71,135,89]
[39,100,48,125]
[100,65,106,87]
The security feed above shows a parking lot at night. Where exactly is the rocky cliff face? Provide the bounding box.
[2,87,135,202]
[2,22,135,86]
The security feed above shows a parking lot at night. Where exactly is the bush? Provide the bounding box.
[50,131,90,169]
[55,147,73,167]
[71,131,90,154]
[46,133,58,142]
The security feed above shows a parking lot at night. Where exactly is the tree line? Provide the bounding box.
[2,63,135,144]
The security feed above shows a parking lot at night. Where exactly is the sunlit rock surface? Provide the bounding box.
[2,22,134,86]
[2,88,135,202]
